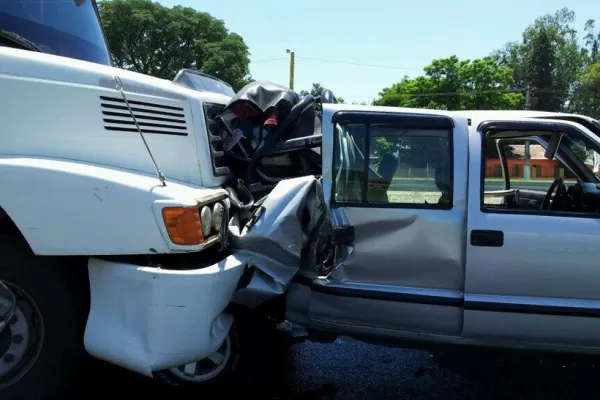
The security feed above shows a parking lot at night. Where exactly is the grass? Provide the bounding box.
[392,177,558,183]
[386,177,575,192]
[387,191,440,204]
[387,191,503,205]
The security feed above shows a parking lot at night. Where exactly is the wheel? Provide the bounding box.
[154,313,276,395]
[0,235,87,400]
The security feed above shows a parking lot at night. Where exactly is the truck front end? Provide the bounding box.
[0,1,264,397]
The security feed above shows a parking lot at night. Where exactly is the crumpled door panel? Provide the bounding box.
[229,175,327,308]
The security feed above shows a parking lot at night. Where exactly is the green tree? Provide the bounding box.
[567,19,600,117]
[492,7,587,111]
[374,56,522,110]
[372,56,522,165]
[569,63,600,118]
[584,19,600,63]
[528,27,557,111]
[300,82,345,103]
[98,0,251,90]
[300,82,325,97]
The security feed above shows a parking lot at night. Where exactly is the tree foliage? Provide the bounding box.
[492,7,587,111]
[300,82,345,103]
[374,56,523,110]
[98,0,251,90]
[569,20,600,118]
[374,7,600,119]
[570,63,600,118]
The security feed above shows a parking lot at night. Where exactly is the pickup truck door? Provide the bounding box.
[288,106,470,337]
[464,118,600,347]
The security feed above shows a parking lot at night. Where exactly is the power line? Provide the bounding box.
[295,56,424,71]
[251,56,288,63]
[347,88,600,99]
[251,54,423,70]
[387,88,527,97]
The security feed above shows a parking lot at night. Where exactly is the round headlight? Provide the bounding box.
[213,202,224,232]
[200,206,212,237]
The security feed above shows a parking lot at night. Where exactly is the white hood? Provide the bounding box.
[0,47,231,187]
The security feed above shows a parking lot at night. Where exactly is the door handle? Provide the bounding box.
[470,230,504,247]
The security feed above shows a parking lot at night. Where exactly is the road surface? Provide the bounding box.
[84,335,600,400]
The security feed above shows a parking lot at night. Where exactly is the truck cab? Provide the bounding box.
[0,2,248,398]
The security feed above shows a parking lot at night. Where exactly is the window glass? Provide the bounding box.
[483,135,578,209]
[561,133,600,180]
[334,121,453,208]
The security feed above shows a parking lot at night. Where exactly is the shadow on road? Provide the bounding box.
[432,347,600,400]
[78,336,600,400]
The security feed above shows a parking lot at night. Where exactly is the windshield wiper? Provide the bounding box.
[0,29,41,52]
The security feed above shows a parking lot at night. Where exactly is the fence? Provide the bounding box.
[393,167,434,178]
[388,165,577,181]
[485,165,577,180]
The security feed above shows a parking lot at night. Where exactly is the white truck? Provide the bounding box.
[4,1,600,399]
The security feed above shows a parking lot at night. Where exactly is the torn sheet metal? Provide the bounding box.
[229,175,325,308]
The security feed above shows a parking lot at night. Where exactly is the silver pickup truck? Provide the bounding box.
[156,80,600,393]
[283,106,600,352]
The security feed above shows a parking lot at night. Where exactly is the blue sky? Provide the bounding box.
[157,0,598,103]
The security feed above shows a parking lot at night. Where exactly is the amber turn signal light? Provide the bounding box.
[161,206,204,245]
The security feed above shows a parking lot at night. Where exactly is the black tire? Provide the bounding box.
[153,312,277,396]
[0,235,88,400]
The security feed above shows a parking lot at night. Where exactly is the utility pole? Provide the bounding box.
[524,139,531,180]
[524,85,532,180]
[286,49,295,90]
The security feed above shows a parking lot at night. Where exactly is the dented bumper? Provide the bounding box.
[84,176,328,377]
[84,256,245,377]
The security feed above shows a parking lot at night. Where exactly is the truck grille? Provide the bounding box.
[202,102,229,177]
[100,96,189,136]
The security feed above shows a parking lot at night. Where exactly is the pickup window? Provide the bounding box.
[481,127,600,216]
[333,120,453,209]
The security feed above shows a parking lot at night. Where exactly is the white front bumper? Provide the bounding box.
[84,255,246,377]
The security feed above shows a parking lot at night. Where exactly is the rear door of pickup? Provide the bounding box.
[293,105,470,337]
[464,118,600,347]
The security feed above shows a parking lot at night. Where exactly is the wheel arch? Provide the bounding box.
[0,202,91,314]
[0,204,31,249]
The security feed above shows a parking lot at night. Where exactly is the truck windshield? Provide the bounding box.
[173,69,236,97]
[0,0,111,66]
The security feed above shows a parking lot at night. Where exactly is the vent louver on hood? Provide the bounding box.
[100,96,189,136]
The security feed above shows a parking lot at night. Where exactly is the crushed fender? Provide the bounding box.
[228,175,330,308]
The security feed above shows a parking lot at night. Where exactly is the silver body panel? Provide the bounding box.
[281,104,600,355]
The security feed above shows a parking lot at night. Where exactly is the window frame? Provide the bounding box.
[330,111,455,210]
[478,120,600,220]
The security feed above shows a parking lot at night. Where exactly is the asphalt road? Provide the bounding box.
[84,335,600,400]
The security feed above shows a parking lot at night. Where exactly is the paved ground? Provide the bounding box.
[85,336,600,400]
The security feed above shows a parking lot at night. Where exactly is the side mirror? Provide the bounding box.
[320,89,336,104]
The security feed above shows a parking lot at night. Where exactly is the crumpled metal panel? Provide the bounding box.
[229,175,323,308]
